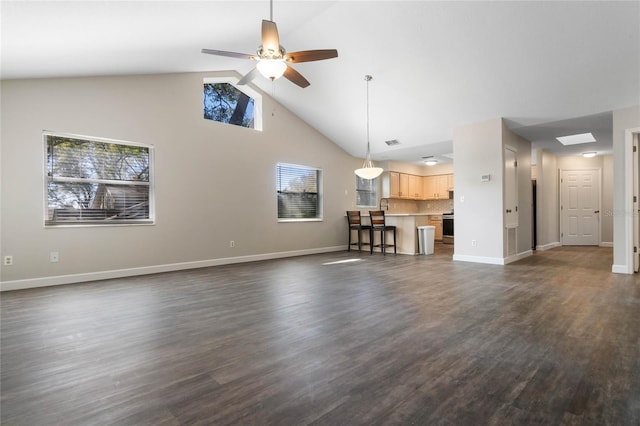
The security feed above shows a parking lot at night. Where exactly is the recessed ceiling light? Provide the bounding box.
[582,151,597,158]
[556,132,596,145]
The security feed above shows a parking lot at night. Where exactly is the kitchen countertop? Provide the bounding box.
[357,212,444,216]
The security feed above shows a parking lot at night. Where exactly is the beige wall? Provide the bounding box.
[0,73,362,288]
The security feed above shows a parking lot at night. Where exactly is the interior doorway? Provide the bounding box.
[560,169,601,246]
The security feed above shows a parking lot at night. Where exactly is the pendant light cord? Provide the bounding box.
[270,0,273,21]
[365,75,372,157]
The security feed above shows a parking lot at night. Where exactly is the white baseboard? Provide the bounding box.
[599,242,614,248]
[536,242,561,251]
[453,254,506,265]
[0,246,346,292]
[454,250,533,266]
[612,264,633,274]
[504,250,533,264]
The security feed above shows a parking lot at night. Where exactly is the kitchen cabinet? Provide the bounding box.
[423,174,452,200]
[381,171,401,198]
[429,215,443,241]
[399,173,409,198]
[408,174,423,199]
[447,174,454,191]
[382,172,424,199]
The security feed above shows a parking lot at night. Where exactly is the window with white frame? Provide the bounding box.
[276,163,322,221]
[45,132,154,225]
[203,78,263,131]
[355,175,378,207]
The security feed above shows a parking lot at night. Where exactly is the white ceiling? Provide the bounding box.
[2,1,639,165]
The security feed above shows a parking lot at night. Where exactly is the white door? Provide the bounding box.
[634,133,639,272]
[561,169,600,246]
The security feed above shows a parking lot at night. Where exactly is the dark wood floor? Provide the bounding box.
[1,245,638,425]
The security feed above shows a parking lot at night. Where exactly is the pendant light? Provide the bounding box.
[355,75,383,179]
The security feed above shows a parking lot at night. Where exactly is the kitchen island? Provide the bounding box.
[358,213,437,255]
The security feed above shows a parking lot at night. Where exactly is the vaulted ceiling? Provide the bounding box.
[2,1,638,165]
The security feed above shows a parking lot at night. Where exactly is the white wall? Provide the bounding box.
[0,73,362,289]
[453,118,505,262]
[536,150,560,249]
[452,118,532,264]
[612,105,640,273]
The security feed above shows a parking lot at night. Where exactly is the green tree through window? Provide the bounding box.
[203,83,255,128]
[45,133,153,225]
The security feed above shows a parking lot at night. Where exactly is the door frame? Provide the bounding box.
[625,128,640,273]
[559,168,602,246]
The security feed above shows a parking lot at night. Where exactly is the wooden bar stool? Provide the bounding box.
[346,211,371,252]
[369,210,396,255]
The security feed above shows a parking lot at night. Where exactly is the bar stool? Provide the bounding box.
[369,210,396,255]
[346,211,371,252]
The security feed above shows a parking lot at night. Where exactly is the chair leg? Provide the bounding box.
[381,229,385,255]
[393,228,397,254]
[348,227,352,251]
[357,229,362,252]
[370,229,374,254]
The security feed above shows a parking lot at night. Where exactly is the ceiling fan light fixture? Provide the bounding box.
[256,59,287,80]
[354,75,383,180]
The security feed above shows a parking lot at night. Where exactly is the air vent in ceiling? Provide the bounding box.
[385,139,400,146]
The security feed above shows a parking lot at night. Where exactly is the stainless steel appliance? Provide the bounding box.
[442,213,454,244]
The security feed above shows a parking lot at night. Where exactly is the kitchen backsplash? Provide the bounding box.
[417,199,454,214]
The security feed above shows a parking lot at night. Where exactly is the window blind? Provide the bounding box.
[45,133,153,225]
[276,163,322,219]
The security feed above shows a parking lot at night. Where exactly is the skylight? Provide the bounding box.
[556,132,596,145]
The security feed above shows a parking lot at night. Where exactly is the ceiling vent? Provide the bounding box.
[385,139,400,146]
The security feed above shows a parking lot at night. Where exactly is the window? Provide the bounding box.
[355,176,378,207]
[45,132,154,226]
[276,163,322,221]
[203,78,262,131]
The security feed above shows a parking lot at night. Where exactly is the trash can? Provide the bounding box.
[417,226,435,255]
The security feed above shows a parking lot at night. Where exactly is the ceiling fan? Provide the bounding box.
[201,0,338,88]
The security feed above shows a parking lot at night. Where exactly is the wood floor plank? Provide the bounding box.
[1,245,639,425]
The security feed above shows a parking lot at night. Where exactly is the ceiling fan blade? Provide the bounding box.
[237,68,260,86]
[261,20,280,54]
[284,49,338,63]
[201,49,256,60]
[283,65,310,88]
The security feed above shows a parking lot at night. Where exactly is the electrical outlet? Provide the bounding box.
[50,252,59,263]
[230,240,235,248]
[471,240,477,247]
[3,256,13,266]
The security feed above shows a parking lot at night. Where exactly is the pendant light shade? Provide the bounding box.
[355,75,383,180]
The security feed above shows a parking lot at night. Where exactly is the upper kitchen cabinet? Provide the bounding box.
[408,174,423,199]
[424,174,452,200]
[387,171,400,198]
[382,172,424,199]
